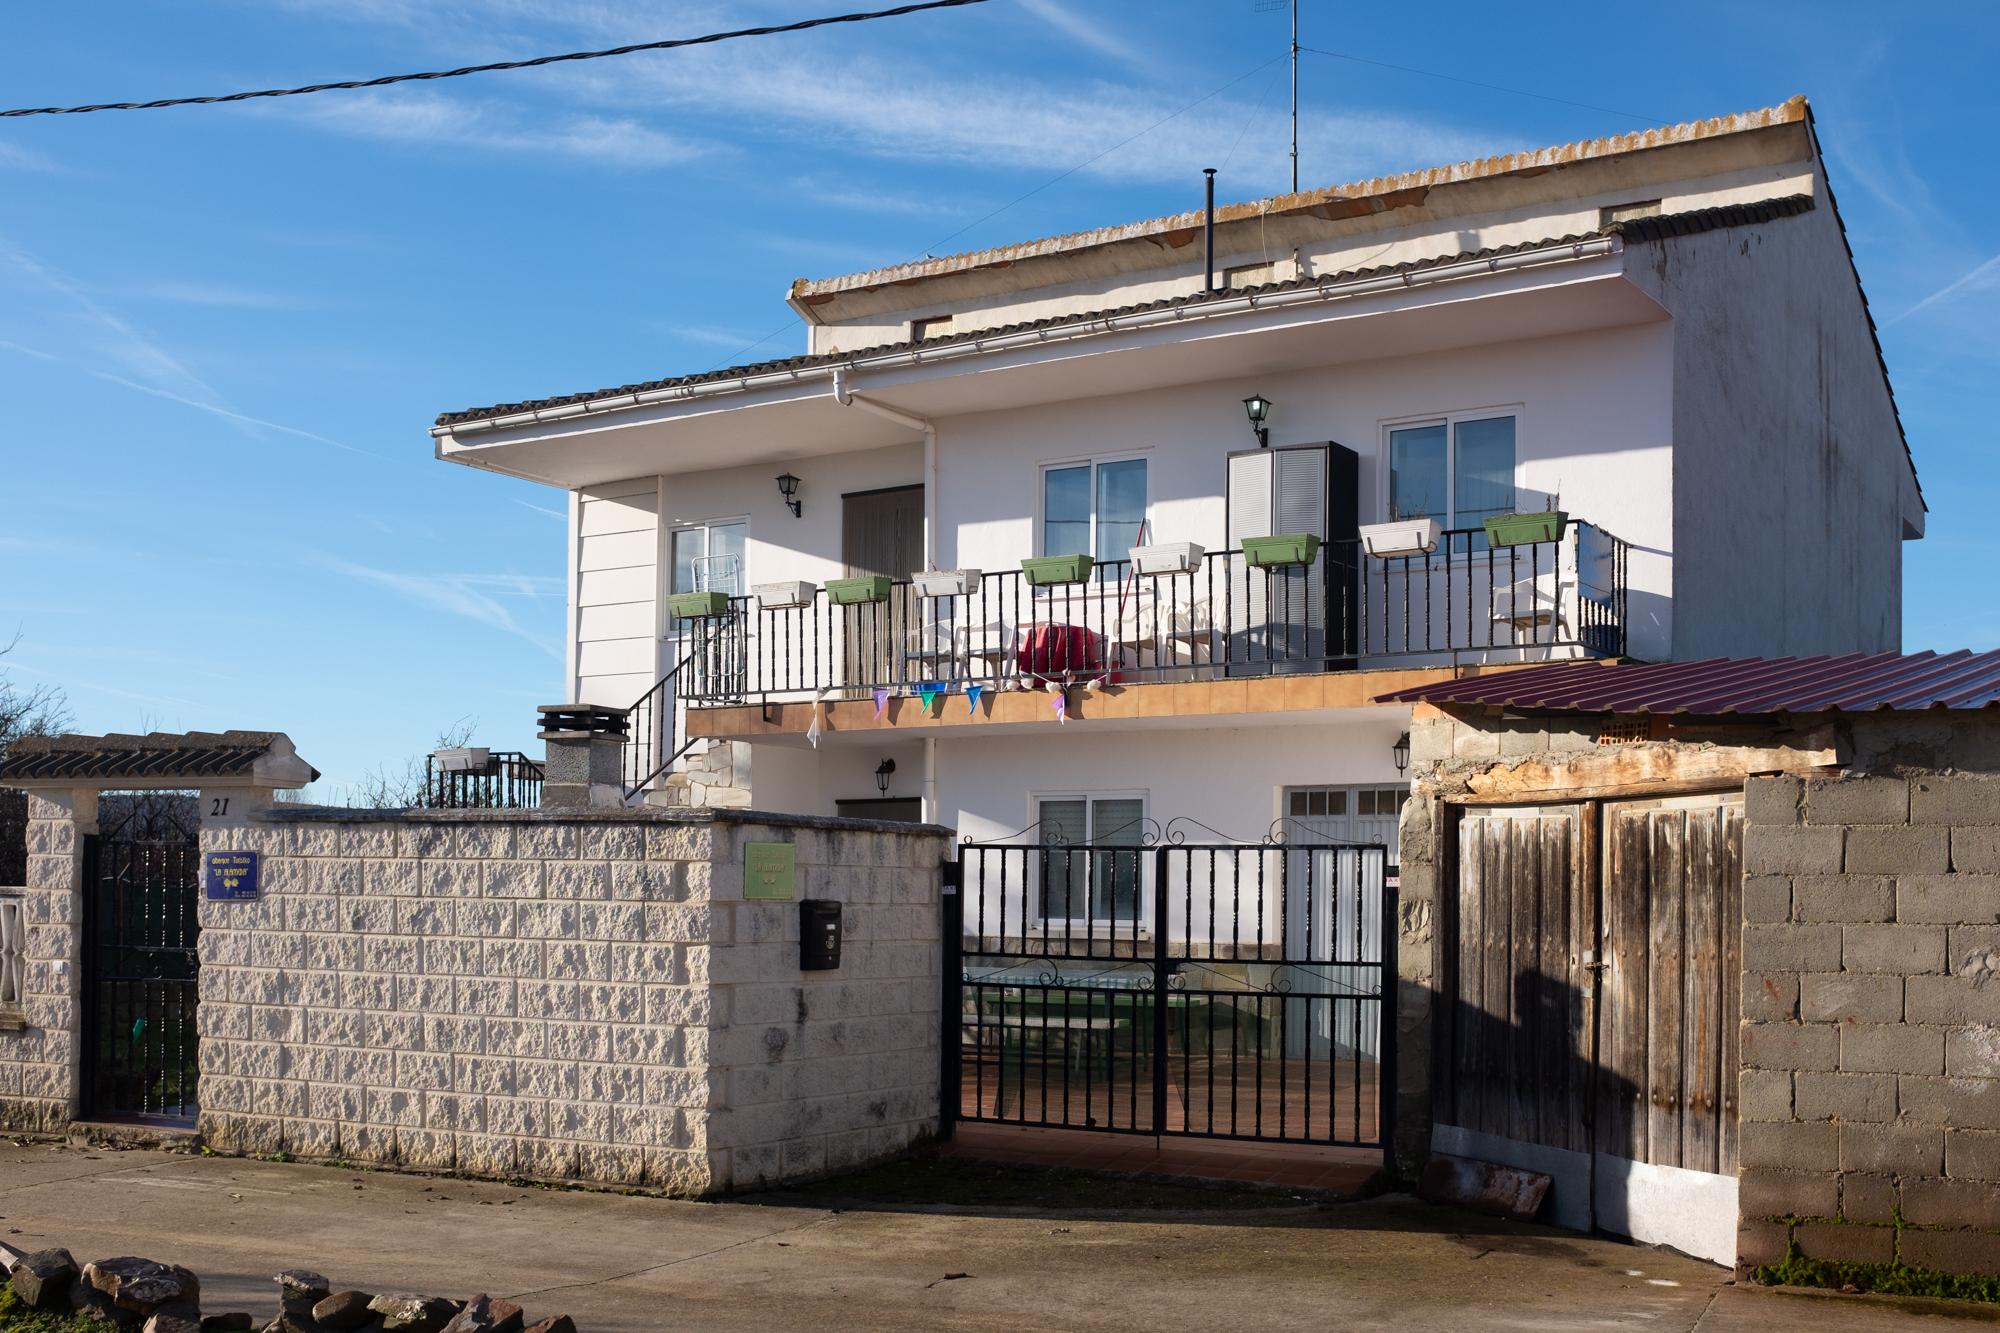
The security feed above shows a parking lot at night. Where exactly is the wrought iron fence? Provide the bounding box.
[419,750,545,809]
[674,520,1628,705]
[945,834,1394,1150]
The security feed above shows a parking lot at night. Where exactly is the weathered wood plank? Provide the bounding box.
[1454,816,1484,1129]
[1574,802,1600,1161]
[1599,810,1650,1163]
[1684,808,1722,1174]
[1509,817,1538,1146]
[1488,816,1512,1136]
[1719,801,1744,1175]
[1647,809,1687,1170]
[1537,816,1572,1152]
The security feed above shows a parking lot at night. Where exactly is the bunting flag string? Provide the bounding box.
[872,687,890,719]
[805,688,833,748]
[965,683,985,714]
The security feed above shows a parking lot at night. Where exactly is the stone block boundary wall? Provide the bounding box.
[1738,770,2000,1284]
[195,808,947,1194]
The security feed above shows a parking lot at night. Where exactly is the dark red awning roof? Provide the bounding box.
[1377,651,2000,715]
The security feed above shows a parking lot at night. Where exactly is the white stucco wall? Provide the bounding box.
[1623,182,1916,657]
[932,324,1676,662]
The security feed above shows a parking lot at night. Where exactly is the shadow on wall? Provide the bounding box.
[1431,967,1643,1239]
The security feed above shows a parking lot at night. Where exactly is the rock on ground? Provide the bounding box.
[8,1246,79,1309]
[311,1289,379,1329]
[441,1294,523,1333]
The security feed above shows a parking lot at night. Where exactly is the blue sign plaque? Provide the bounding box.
[204,851,260,901]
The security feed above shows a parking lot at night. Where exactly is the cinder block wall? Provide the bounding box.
[1739,769,2000,1280]
[195,807,947,1195]
[0,792,93,1131]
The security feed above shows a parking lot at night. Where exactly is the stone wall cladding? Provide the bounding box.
[1738,769,2000,1282]
[195,808,947,1195]
[0,791,90,1132]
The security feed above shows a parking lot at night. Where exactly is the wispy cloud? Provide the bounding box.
[651,322,765,349]
[125,280,317,311]
[513,498,567,520]
[1889,252,2000,326]
[789,174,967,218]
[1017,0,1153,70]
[0,140,59,173]
[320,557,563,656]
[287,88,707,168]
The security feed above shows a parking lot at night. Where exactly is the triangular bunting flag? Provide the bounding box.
[1051,690,1067,725]
[919,684,944,713]
[872,687,890,719]
[966,683,985,714]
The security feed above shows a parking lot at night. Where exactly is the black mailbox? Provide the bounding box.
[800,899,842,971]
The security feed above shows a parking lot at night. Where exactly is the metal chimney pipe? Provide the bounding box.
[1203,168,1217,293]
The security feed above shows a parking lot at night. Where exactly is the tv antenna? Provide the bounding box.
[1253,0,1299,191]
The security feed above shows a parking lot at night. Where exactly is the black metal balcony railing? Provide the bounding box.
[419,750,545,809]
[669,521,1628,708]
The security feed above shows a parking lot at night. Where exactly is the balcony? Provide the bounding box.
[672,520,1628,708]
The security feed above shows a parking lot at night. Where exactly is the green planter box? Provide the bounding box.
[1241,533,1321,568]
[1022,553,1094,586]
[1482,511,1568,548]
[827,575,894,605]
[669,590,731,620]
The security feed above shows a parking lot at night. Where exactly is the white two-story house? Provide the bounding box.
[430,95,1919,861]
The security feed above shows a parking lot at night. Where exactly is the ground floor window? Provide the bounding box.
[1035,793,1145,924]
[1284,785,1407,862]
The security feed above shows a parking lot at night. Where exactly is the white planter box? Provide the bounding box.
[913,569,981,598]
[432,746,491,773]
[753,580,818,610]
[1360,518,1442,558]
[1130,541,1205,575]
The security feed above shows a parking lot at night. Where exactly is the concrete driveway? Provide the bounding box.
[1,1142,1993,1331]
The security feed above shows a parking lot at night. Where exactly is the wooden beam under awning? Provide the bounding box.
[686,664,1532,742]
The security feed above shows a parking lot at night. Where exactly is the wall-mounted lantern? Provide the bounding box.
[874,757,896,795]
[775,472,803,518]
[1392,731,1411,776]
[1242,394,1273,449]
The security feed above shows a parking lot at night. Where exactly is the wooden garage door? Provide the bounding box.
[1598,794,1744,1177]
[1439,804,1593,1154]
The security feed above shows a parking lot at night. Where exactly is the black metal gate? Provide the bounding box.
[944,833,1394,1152]
[80,835,201,1123]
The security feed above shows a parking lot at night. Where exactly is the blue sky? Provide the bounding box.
[1,1,1993,795]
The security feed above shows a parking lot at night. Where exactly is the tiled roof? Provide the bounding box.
[0,730,310,783]
[1377,651,2000,715]
[434,196,1813,429]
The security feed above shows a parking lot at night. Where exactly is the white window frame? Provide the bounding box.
[1379,406,1524,533]
[1035,452,1150,560]
[663,514,749,632]
[1028,789,1151,930]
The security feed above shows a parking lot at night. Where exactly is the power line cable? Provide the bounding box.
[698,50,1290,372]
[0,0,987,118]
[1296,45,1668,127]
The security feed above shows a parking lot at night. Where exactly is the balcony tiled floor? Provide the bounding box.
[939,1121,1383,1193]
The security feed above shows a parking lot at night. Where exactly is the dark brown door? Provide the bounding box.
[841,486,923,689]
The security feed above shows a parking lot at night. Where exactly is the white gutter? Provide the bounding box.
[431,237,1622,441]
[832,367,940,572]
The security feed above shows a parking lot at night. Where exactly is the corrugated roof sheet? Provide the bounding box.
[1378,651,2000,715]
[0,730,294,782]
[434,196,1814,429]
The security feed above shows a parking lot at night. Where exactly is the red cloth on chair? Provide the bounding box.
[1017,623,1118,685]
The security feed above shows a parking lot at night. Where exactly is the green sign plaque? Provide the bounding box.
[744,841,797,900]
